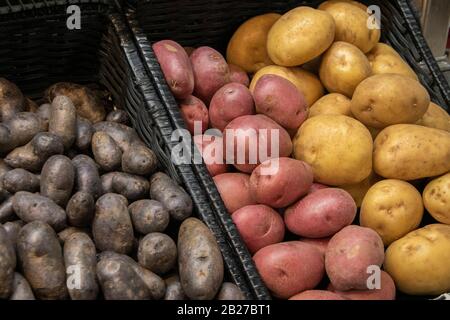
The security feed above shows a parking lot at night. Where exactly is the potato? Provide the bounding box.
[93,121,141,152]
[325,225,384,290]
[72,155,101,199]
[267,7,335,66]
[153,40,194,100]
[17,221,68,299]
[319,1,380,53]
[285,188,356,238]
[49,95,77,150]
[367,43,418,80]
[213,173,256,213]
[0,112,44,153]
[150,172,193,221]
[250,65,324,107]
[373,124,450,180]
[193,135,228,177]
[64,232,98,300]
[299,237,330,256]
[0,197,15,223]
[253,74,307,132]
[216,283,245,300]
[232,204,285,254]
[40,155,75,207]
[423,173,450,224]
[66,191,95,227]
[106,109,130,125]
[45,82,106,123]
[138,232,177,275]
[129,199,169,234]
[228,64,249,86]
[360,179,423,246]
[2,168,39,193]
[0,225,16,298]
[190,47,230,103]
[100,172,117,195]
[57,226,90,244]
[0,78,25,122]
[92,193,134,254]
[9,272,35,300]
[179,95,209,135]
[249,158,313,208]
[223,114,293,173]
[26,99,39,112]
[164,274,186,300]
[2,220,23,249]
[416,102,450,132]
[13,191,67,231]
[351,74,430,128]
[122,143,157,176]
[319,42,372,97]
[289,290,345,300]
[37,103,51,129]
[340,170,381,207]
[293,115,373,185]
[209,83,255,131]
[111,172,149,201]
[178,218,224,300]
[384,224,450,295]
[253,241,325,299]
[91,131,122,172]
[226,13,281,73]
[75,117,93,150]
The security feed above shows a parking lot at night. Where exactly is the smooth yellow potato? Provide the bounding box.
[416,102,450,132]
[267,6,335,66]
[319,0,368,11]
[423,173,450,224]
[340,170,381,207]
[373,124,450,180]
[319,41,372,97]
[226,13,281,73]
[384,224,450,295]
[360,179,423,245]
[308,93,352,118]
[319,1,380,53]
[293,115,373,185]
[367,43,418,80]
[250,65,324,107]
[351,74,430,128]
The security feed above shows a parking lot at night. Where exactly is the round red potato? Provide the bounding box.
[229,64,250,87]
[193,135,228,177]
[289,290,346,300]
[325,225,385,291]
[179,95,209,135]
[190,47,231,104]
[153,40,194,100]
[249,157,313,208]
[232,204,285,253]
[223,114,293,173]
[209,83,255,131]
[299,237,331,256]
[307,183,329,194]
[285,188,357,238]
[213,173,256,213]
[253,241,325,299]
[253,74,307,132]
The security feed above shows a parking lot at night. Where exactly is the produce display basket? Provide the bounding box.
[0,0,260,299]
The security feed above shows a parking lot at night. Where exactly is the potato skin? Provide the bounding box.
[9,272,35,300]
[138,232,177,275]
[93,193,134,254]
[40,155,75,207]
[228,64,249,86]
[75,117,93,150]
[2,168,40,193]
[373,124,450,180]
[216,282,245,300]
[17,221,68,299]
[153,40,194,100]
[164,274,186,300]
[340,170,381,207]
[66,191,95,227]
[308,93,352,118]
[122,144,157,176]
[93,121,141,152]
[179,95,209,135]
[49,95,77,150]
[92,131,122,172]
[0,112,44,153]
[193,135,228,177]
[37,103,51,129]
[106,109,130,125]
[57,226,90,244]
[178,218,224,300]
[289,290,345,300]
[129,199,169,234]
[213,173,256,213]
[112,172,150,201]
[423,173,450,224]
[2,220,23,249]
[100,172,117,195]
[0,78,25,122]
[72,155,102,199]
[299,237,330,256]
[0,225,16,298]
[416,102,450,132]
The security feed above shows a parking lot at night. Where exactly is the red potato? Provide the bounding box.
[327,271,396,300]
[308,183,329,194]
[289,290,346,300]
[153,40,194,100]
[209,83,255,131]
[190,47,231,104]
[285,188,357,238]
[229,64,250,87]
[223,114,293,173]
[193,135,228,176]
[179,95,209,135]
[299,237,331,256]
[249,157,313,208]
[213,173,255,213]
[253,74,308,132]
[253,241,325,299]
[232,205,285,253]
[325,225,385,291]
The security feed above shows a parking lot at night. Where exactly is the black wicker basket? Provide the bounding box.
[0,0,258,299]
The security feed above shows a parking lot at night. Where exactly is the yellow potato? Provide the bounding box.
[226,13,281,73]
[373,124,450,180]
[340,170,381,207]
[250,65,324,107]
[367,43,418,80]
[416,102,450,132]
[293,115,373,185]
[384,224,450,295]
[308,93,352,118]
[267,6,335,66]
[360,179,423,246]
[351,74,430,128]
[423,173,450,224]
[319,0,368,11]
[319,1,380,53]
[319,41,372,97]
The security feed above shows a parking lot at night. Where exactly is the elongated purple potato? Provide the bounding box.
[0,225,16,298]
[40,155,75,207]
